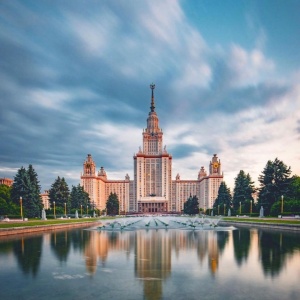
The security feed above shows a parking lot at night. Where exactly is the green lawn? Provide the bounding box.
[223,217,300,225]
[0,217,109,229]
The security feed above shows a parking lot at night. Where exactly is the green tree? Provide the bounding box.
[70,184,91,210]
[11,167,28,204]
[232,171,255,210]
[49,177,70,213]
[270,199,300,216]
[26,164,43,213]
[213,182,232,214]
[183,195,199,215]
[288,175,300,200]
[11,165,42,218]
[0,184,18,216]
[258,158,292,215]
[106,192,119,215]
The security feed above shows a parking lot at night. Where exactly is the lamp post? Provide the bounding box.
[64,202,66,217]
[250,200,253,215]
[81,204,82,218]
[20,197,23,220]
[281,195,284,214]
[86,205,88,217]
[239,201,242,215]
[53,201,56,219]
[218,205,220,215]
[224,204,226,215]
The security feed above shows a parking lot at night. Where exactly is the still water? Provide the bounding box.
[0,224,299,300]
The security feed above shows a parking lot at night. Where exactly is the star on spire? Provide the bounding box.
[150,83,155,112]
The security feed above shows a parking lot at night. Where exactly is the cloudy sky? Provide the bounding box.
[0,0,299,192]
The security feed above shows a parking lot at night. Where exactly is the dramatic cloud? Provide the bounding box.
[0,0,299,191]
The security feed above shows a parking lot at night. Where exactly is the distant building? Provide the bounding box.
[40,190,50,209]
[0,177,13,187]
[81,84,223,213]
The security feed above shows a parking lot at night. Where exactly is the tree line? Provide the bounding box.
[0,165,92,218]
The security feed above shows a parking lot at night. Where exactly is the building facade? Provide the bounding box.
[0,177,13,187]
[40,190,50,210]
[81,84,223,213]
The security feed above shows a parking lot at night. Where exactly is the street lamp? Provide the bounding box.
[218,205,220,215]
[81,204,83,218]
[239,201,242,215]
[250,200,253,215]
[20,196,23,220]
[224,204,226,215]
[86,205,88,217]
[64,202,66,217]
[281,195,284,214]
[53,201,56,219]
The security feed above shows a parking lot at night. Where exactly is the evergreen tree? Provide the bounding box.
[11,167,28,205]
[49,177,70,213]
[26,164,43,214]
[258,158,292,215]
[287,175,300,200]
[213,182,232,214]
[70,184,91,210]
[232,170,255,210]
[106,192,119,215]
[183,195,199,215]
[11,165,42,218]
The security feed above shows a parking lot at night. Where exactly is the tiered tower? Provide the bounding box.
[133,84,172,213]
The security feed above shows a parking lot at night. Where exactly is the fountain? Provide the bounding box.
[75,210,79,219]
[95,215,229,232]
[97,217,144,231]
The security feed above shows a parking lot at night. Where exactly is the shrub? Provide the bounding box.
[270,200,300,216]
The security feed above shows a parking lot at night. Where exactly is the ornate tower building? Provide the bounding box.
[80,84,224,214]
[133,84,172,213]
[199,154,223,211]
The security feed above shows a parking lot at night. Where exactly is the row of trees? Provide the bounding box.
[213,158,300,216]
[1,165,93,218]
[48,177,91,215]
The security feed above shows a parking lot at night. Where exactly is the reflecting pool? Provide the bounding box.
[0,220,299,300]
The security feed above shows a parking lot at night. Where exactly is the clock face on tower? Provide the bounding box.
[213,162,219,169]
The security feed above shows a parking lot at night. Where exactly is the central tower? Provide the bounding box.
[143,84,163,155]
[133,84,172,213]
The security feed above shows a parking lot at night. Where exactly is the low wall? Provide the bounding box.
[0,221,100,237]
[219,220,300,231]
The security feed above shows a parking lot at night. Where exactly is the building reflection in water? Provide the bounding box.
[135,230,171,300]
[82,228,230,299]
[84,230,133,275]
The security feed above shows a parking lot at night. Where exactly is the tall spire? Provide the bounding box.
[150,83,155,112]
